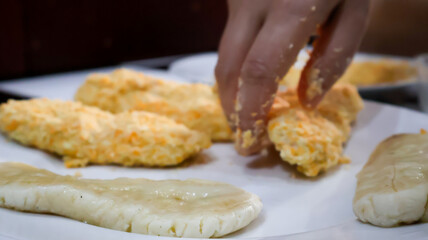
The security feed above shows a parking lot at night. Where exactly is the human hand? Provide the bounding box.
[215,0,369,155]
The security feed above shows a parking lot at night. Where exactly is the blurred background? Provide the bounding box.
[0,0,227,79]
[1,0,428,109]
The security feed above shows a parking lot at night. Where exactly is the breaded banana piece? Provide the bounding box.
[312,84,365,139]
[268,84,364,177]
[0,162,263,238]
[75,68,232,141]
[0,99,210,168]
[353,133,428,227]
[280,61,417,87]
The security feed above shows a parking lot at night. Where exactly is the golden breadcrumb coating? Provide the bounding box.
[281,60,417,88]
[75,69,232,141]
[315,84,365,139]
[0,98,210,168]
[338,60,417,86]
[268,84,363,177]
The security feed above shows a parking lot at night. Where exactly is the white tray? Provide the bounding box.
[0,67,427,239]
[1,100,428,240]
[168,52,417,93]
[0,67,186,100]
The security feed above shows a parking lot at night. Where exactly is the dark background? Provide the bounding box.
[2,0,428,80]
[0,0,227,79]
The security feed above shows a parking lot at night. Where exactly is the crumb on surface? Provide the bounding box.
[74,68,233,141]
[305,69,323,100]
[333,47,343,53]
[241,130,256,149]
[268,84,363,177]
[234,99,242,112]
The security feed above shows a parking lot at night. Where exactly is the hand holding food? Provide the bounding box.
[1,1,427,238]
[268,84,363,176]
[215,0,369,154]
[74,69,364,176]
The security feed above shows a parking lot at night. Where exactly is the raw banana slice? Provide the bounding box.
[353,133,428,227]
[0,162,262,238]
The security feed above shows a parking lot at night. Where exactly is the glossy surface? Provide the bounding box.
[355,134,428,201]
[353,133,428,226]
[0,162,262,238]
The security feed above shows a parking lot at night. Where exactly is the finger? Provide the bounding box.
[215,1,268,130]
[298,0,370,108]
[235,0,340,155]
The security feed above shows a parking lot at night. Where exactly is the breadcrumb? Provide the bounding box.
[0,98,210,167]
[268,84,363,176]
[280,60,417,88]
[75,69,232,141]
[305,69,323,101]
[240,130,256,149]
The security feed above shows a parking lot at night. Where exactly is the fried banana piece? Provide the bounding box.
[268,84,364,177]
[0,162,262,238]
[75,68,233,141]
[0,99,210,167]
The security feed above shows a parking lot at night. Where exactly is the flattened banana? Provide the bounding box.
[0,98,210,167]
[0,162,262,238]
[353,133,428,227]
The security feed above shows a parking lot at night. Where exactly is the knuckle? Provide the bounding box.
[241,60,275,84]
